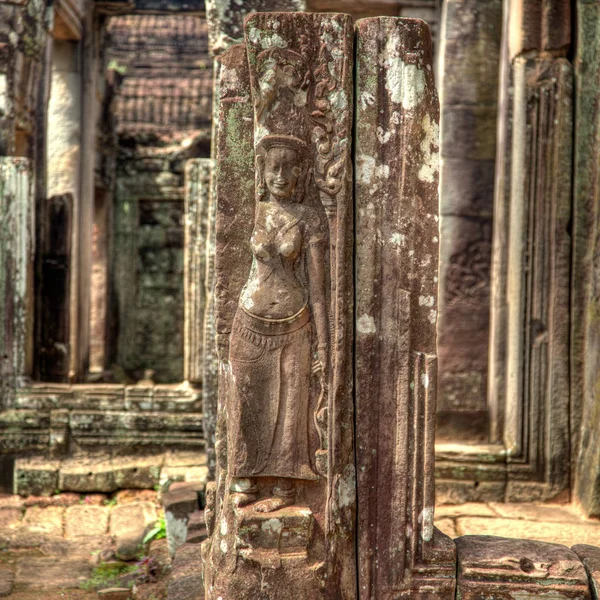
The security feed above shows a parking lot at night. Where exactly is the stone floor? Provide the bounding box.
[0,490,170,599]
[435,501,600,547]
[2,494,600,598]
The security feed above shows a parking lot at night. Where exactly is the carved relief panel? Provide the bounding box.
[203,13,355,600]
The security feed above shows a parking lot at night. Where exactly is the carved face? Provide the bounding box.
[264,147,302,200]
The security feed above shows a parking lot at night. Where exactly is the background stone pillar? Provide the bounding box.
[488,0,573,500]
[437,0,503,442]
[0,158,35,400]
[47,39,82,381]
[183,158,212,384]
[572,0,600,517]
[355,18,455,599]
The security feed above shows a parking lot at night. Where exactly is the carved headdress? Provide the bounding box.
[256,135,310,202]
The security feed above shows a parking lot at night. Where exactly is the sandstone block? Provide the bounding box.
[109,501,157,560]
[65,505,109,538]
[572,544,600,598]
[456,536,590,599]
[163,486,199,557]
[14,458,60,496]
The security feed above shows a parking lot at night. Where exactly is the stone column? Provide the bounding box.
[204,10,356,597]
[355,17,455,599]
[183,158,212,384]
[436,0,502,442]
[47,39,82,381]
[488,0,573,500]
[0,158,35,401]
[572,0,600,517]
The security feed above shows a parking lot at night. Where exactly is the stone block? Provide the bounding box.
[14,457,60,496]
[0,566,14,597]
[109,501,157,560]
[111,456,162,489]
[59,456,116,492]
[14,557,91,590]
[97,588,131,599]
[572,544,600,598]
[441,105,498,160]
[489,503,584,523]
[22,506,64,536]
[167,542,204,600]
[186,511,207,544]
[65,505,109,538]
[163,486,199,557]
[456,536,590,599]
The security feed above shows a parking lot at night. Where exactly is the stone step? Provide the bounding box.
[13,451,208,496]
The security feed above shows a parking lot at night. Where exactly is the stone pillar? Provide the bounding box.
[47,39,82,381]
[436,0,502,442]
[202,0,308,480]
[0,0,47,157]
[203,10,356,597]
[183,158,212,384]
[572,0,600,517]
[0,158,35,400]
[488,0,573,500]
[354,18,455,598]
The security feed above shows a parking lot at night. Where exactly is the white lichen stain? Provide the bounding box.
[375,164,390,180]
[220,539,228,553]
[338,466,356,508]
[356,155,375,185]
[360,91,375,110]
[428,309,437,324]
[390,232,406,247]
[377,126,391,144]
[357,314,377,335]
[419,507,434,542]
[418,114,439,184]
[220,518,228,536]
[262,518,283,534]
[382,32,426,110]
[421,373,429,389]
[247,26,287,50]
[418,295,434,307]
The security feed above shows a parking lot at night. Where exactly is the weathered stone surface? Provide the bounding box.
[185,510,207,544]
[572,544,600,598]
[489,502,584,523]
[167,542,203,600]
[184,159,212,384]
[572,0,600,519]
[437,0,501,441]
[163,486,198,557]
[0,158,35,396]
[15,556,92,590]
[111,456,162,490]
[354,17,455,599]
[97,589,131,600]
[456,536,590,599]
[14,458,60,497]
[59,456,116,493]
[458,517,600,548]
[22,506,64,537]
[204,11,356,599]
[109,502,157,560]
[206,0,306,55]
[0,566,13,598]
[65,505,109,538]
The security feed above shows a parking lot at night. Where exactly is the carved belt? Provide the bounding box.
[233,304,311,350]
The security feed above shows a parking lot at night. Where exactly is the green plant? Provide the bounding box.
[143,517,167,545]
[80,561,138,591]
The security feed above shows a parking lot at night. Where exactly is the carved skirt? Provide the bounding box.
[227,305,319,481]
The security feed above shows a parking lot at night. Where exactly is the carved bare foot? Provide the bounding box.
[253,494,295,513]
[231,491,259,508]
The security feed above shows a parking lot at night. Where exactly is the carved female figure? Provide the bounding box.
[227,134,329,513]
